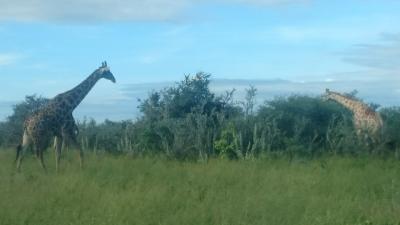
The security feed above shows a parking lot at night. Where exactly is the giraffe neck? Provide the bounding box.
[60,72,102,111]
[328,93,363,114]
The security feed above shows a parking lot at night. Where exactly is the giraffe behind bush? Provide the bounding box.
[323,88,383,146]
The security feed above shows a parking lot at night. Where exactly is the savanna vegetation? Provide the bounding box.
[1,73,400,224]
[1,72,400,159]
[0,151,400,225]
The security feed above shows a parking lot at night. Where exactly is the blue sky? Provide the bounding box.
[0,0,400,121]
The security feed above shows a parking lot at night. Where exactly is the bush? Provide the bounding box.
[1,74,399,160]
[1,95,49,146]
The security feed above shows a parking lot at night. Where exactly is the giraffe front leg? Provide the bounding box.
[16,145,28,172]
[54,136,63,173]
[16,131,31,172]
[355,129,368,146]
[63,133,84,169]
[74,140,84,169]
[71,139,84,169]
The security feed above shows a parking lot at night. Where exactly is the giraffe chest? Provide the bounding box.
[354,111,381,130]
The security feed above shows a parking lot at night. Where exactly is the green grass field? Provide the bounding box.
[0,150,400,225]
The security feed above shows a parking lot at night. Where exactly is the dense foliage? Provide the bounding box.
[0,95,49,146]
[1,73,399,159]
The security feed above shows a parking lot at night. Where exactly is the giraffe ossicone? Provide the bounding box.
[16,62,116,172]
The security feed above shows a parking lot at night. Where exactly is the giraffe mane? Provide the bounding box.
[327,89,377,112]
[326,89,358,101]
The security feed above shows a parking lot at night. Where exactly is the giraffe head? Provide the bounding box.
[323,88,357,102]
[95,61,116,83]
[322,88,334,101]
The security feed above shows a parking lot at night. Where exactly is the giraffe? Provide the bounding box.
[323,88,383,146]
[16,62,116,172]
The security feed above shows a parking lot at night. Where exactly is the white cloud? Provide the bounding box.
[0,53,21,66]
[0,0,191,22]
[0,0,308,22]
[324,78,335,82]
[220,0,309,6]
[138,54,160,65]
[275,23,395,43]
[342,33,400,71]
[276,26,361,42]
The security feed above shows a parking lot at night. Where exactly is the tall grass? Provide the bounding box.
[0,150,399,225]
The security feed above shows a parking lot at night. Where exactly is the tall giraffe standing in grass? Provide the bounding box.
[16,62,116,172]
[324,88,383,145]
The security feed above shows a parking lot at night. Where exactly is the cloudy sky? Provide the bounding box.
[0,0,399,121]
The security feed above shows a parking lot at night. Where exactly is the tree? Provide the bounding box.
[3,95,49,146]
[242,85,257,117]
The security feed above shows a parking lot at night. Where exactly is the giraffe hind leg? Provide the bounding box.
[40,135,52,172]
[15,144,22,164]
[35,136,51,173]
[36,147,47,173]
